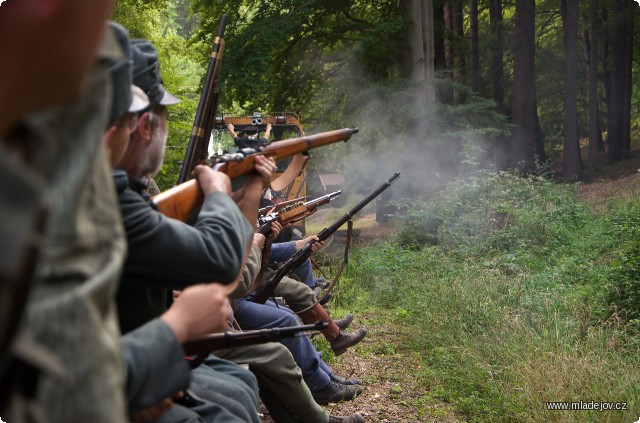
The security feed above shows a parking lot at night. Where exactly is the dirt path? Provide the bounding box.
[323,312,460,422]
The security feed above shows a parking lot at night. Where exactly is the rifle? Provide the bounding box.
[178,14,228,184]
[250,172,401,304]
[182,322,328,355]
[152,128,358,221]
[258,196,308,216]
[257,190,341,235]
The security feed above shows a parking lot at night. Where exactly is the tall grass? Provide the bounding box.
[337,171,640,422]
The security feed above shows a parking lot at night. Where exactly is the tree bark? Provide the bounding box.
[562,0,583,180]
[622,4,634,153]
[511,0,537,171]
[452,0,464,104]
[489,0,509,170]
[469,0,480,93]
[587,0,604,170]
[608,0,626,162]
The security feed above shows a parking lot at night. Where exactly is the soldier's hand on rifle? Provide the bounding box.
[253,155,276,189]
[270,221,283,238]
[253,233,265,250]
[192,165,231,195]
[161,283,230,343]
[295,235,323,252]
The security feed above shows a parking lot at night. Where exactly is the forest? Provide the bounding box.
[114,0,639,192]
[113,0,640,421]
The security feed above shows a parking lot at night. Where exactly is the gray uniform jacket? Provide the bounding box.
[24,65,128,422]
[121,319,190,413]
[114,168,253,333]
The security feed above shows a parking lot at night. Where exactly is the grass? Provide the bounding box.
[330,171,640,422]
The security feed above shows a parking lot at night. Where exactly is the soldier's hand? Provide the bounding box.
[253,233,266,250]
[193,165,231,196]
[253,155,276,189]
[227,123,234,131]
[295,235,323,252]
[161,283,230,342]
[270,221,283,239]
[131,397,173,422]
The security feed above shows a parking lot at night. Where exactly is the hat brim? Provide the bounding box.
[129,85,150,113]
[159,90,180,106]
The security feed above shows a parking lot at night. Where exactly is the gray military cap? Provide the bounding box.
[131,39,179,111]
[105,21,134,126]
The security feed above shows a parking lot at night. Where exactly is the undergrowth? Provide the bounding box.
[334,171,640,422]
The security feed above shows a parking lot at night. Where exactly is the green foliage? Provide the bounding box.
[602,202,640,323]
[335,172,640,421]
[114,0,204,189]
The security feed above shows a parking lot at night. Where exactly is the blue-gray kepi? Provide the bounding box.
[131,39,179,110]
[106,21,133,125]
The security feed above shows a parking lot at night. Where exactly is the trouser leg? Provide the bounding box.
[215,342,329,423]
[233,299,331,392]
[190,363,260,423]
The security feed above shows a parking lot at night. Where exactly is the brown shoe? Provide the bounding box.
[333,314,354,331]
[329,412,365,422]
[329,327,367,356]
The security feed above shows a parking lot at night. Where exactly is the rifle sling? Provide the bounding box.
[270,154,308,192]
[295,219,353,315]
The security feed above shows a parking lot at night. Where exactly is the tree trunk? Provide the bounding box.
[452,0,464,104]
[587,0,604,170]
[489,0,508,170]
[442,0,454,104]
[469,0,480,93]
[511,0,537,171]
[608,0,626,162]
[562,0,583,180]
[421,0,436,103]
[401,0,436,194]
[622,4,634,153]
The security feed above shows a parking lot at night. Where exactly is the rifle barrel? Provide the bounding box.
[178,14,228,184]
[182,322,328,355]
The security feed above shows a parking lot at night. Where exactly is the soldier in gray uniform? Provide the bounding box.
[104,21,244,423]
[0,1,125,421]
[115,38,277,422]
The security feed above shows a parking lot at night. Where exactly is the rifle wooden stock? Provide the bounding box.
[182,322,328,355]
[152,128,358,221]
[258,196,307,216]
[178,15,228,184]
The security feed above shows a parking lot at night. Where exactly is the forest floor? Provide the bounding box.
[260,149,640,422]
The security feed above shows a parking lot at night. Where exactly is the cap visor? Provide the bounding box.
[129,86,150,113]
[159,90,180,106]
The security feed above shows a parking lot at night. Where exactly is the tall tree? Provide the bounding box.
[587,0,605,170]
[403,0,436,103]
[608,0,628,161]
[622,4,635,153]
[562,0,583,179]
[469,0,480,93]
[488,0,509,170]
[511,0,537,171]
[452,0,465,104]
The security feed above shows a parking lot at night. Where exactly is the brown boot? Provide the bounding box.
[334,313,353,331]
[297,303,341,341]
[298,304,367,356]
[328,327,367,356]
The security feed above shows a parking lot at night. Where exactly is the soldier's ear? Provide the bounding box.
[136,112,153,144]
